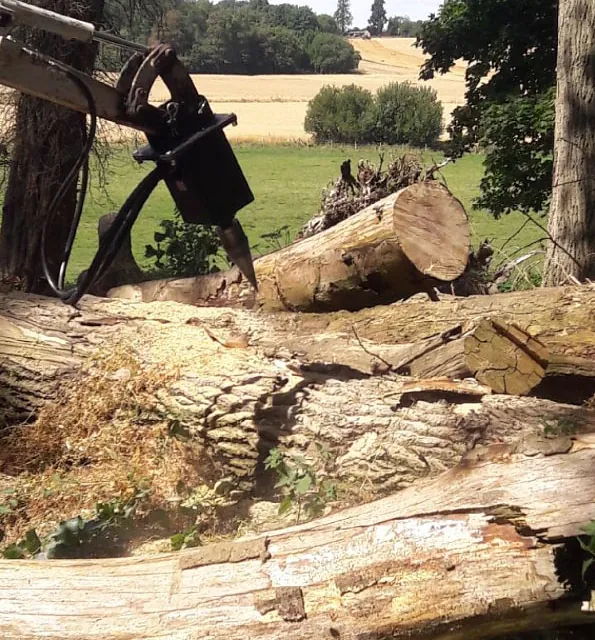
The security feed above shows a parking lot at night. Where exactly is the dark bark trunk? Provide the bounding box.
[0,0,106,293]
[544,0,595,284]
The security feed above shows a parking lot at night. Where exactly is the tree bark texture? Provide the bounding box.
[1,286,594,493]
[544,0,595,284]
[109,182,471,312]
[1,439,595,640]
[0,0,105,293]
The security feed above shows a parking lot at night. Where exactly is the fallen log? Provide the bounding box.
[109,181,470,311]
[1,289,594,494]
[1,438,594,639]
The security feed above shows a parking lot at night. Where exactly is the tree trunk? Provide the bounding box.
[110,182,471,311]
[1,439,594,640]
[544,0,595,285]
[0,0,105,293]
[1,287,594,493]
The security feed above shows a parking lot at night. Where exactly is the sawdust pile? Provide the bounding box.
[0,348,209,548]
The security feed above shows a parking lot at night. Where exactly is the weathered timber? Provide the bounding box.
[372,318,550,396]
[109,181,471,311]
[1,290,594,493]
[1,439,595,639]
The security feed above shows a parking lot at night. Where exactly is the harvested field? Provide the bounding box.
[0,37,465,143]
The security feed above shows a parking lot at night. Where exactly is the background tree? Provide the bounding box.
[386,15,423,37]
[416,0,557,218]
[0,0,106,293]
[368,0,386,36]
[333,0,352,34]
[543,0,595,284]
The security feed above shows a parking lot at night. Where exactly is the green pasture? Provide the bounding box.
[10,143,546,282]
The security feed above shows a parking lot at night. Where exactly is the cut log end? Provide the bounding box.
[393,181,470,282]
[464,319,549,395]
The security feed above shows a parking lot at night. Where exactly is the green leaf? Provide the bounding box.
[582,557,594,581]
[0,504,13,515]
[278,496,294,516]
[170,533,186,551]
[153,232,167,243]
[578,537,595,556]
[3,544,26,559]
[581,520,595,537]
[295,474,312,496]
[23,529,41,555]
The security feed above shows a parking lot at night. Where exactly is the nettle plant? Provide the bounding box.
[264,445,337,523]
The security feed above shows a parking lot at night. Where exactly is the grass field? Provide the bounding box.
[65,142,544,282]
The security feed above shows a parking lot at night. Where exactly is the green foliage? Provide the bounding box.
[476,90,555,217]
[1,486,150,560]
[368,0,387,36]
[304,85,375,143]
[373,82,443,146]
[170,527,200,551]
[264,446,337,523]
[579,520,595,583]
[386,15,424,37]
[144,211,222,278]
[102,0,358,75]
[333,0,352,34]
[416,0,558,217]
[307,32,361,73]
[305,82,443,146]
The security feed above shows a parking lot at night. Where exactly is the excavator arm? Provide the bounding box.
[0,0,258,304]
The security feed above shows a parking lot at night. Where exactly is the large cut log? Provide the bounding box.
[110,181,471,311]
[1,288,594,495]
[1,438,595,639]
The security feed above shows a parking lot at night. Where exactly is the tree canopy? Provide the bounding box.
[333,0,352,34]
[102,0,358,74]
[416,0,558,217]
[368,0,386,36]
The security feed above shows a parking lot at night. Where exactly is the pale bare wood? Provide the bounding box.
[1,440,594,640]
[109,182,470,311]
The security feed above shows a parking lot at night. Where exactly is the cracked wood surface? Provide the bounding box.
[108,182,470,312]
[1,439,594,639]
[1,289,594,494]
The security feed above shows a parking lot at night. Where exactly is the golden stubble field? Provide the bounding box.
[0,38,467,142]
[123,37,467,143]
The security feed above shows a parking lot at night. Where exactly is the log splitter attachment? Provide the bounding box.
[0,0,258,304]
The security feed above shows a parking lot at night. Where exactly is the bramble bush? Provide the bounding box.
[305,82,443,146]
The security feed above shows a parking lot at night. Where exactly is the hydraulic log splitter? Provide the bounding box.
[0,0,258,305]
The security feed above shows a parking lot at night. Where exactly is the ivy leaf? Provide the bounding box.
[170,533,186,551]
[23,529,41,555]
[278,496,294,516]
[582,557,594,581]
[3,544,26,559]
[295,474,312,496]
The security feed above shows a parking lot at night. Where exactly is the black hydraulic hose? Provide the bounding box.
[40,65,97,299]
[65,166,163,306]
[39,60,165,307]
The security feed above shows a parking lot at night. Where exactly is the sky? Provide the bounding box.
[269,0,443,27]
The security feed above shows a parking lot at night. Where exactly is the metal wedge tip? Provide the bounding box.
[216,219,258,291]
